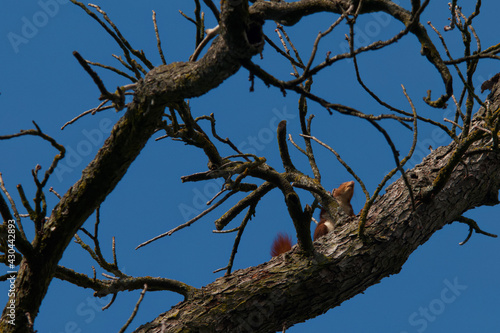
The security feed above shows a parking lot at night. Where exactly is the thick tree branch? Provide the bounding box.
[54,265,196,300]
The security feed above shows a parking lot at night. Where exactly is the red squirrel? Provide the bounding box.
[270,181,355,257]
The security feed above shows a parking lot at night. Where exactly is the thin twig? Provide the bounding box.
[444,118,463,130]
[350,25,412,130]
[189,25,220,61]
[454,216,497,245]
[0,123,65,200]
[118,284,148,333]
[214,182,276,231]
[16,185,35,225]
[299,81,321,180]
[86,59,137,82]
[194,0,204,47]
[102,293,117,310]
[212,226,241,234]
[199,113,249,160]
[73,51,111,98]
[450,94,465,133]
[0,174,26,240]
[215,203,256,275]
[304,13,347,75]
[112,236,118,267]
[275,23,302,77]
[152,10,167,65]
[75,206,127,278]
[206,187,227,206]
[136,191,237,249]
[264,35,304,69]
[179,10,197,25]
[61,102,113,130]
[300,134,369,200]
[288,134,308,157]
[48,187,62,199]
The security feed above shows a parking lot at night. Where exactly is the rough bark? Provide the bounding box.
[132,85,500,332]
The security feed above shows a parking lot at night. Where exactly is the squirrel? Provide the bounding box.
[270,181,355,257]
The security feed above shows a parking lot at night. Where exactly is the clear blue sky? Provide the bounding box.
[1,1,499,332]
